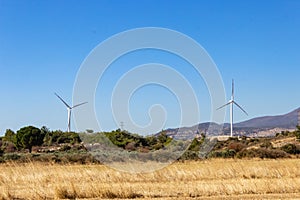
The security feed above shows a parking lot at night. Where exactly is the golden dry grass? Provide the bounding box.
[0,159,300,199]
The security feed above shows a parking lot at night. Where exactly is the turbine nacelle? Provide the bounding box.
[55,92,87,132]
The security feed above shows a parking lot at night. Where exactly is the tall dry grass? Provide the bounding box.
[0,159,300,199]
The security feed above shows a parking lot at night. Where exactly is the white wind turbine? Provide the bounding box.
[217,79,248,137]
[55,93,87,132]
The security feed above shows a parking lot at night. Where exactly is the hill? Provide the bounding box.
[236,107,300,129]
[164,107,300,137]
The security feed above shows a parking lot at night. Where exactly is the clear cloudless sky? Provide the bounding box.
[0,0,300,134]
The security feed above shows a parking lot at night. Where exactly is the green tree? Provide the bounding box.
[15,126,44,153]
[157,131,172,147]
[41,126,50,135]
[4,129,16,143]
[41,126,52,145]
[188,138,202,151]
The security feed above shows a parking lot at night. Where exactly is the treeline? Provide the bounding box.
[0,126,81,154]
[91,129,173,152]
[0,126,177,155]
[1,125,300,163]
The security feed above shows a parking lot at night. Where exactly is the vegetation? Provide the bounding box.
[281,143,300,154]
[1,126,300,199]
[15,126,44,153]
[1,125,300,162]
[206,130,300,159]
[1,159,300,199]
[103,129,172,151]
[43,130,81,145]
[295,125,300,140]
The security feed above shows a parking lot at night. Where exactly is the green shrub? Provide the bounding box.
[48,131,81,145]
[281,143,300,154]
[103,129,172,151]
[188,138,203,151]
[3,153,21,161]
[3,129,16,143]
[295,126,300,140]
[236,148,289,159]
[260,140,273,149]
[208,149,236,158]
[179,150,199,160]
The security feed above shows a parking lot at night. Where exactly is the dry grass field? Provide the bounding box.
[0,159,300,199]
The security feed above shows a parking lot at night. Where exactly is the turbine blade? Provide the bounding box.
[216,101,231,110]
[233,101,248,116]
[54,93,71,108]
[72,102,88,109]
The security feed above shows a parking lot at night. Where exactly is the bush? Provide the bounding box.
[188,138,203,152]
[260,140,273,149]
[228,142,246,152]
[49,131,81,145]
[208,149,236,158]
[281,144,300,154]
[60,145,72,151]
[236,148,290,159]
[179,150,199,160]
[276,131,290,137]
[295,126,300,140]
[3,142,17,153]
[57,132,81,144]
[3,153,21,161]
[3,129,16,143]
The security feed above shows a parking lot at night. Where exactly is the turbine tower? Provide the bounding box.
[55,93,87,132]
[217,79,248,137]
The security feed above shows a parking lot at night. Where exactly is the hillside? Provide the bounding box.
[164,107,300,137]
[236,107,300,129]
[1,106,300,163]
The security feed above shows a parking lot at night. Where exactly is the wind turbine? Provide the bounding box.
[54,93,87,132]
[217,79,248,137]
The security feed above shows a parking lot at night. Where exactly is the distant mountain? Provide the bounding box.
[163,122,225,139]
[235,107,300,129]
[163,107,300,138]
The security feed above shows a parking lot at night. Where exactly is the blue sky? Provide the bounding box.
[0,0,300,134]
